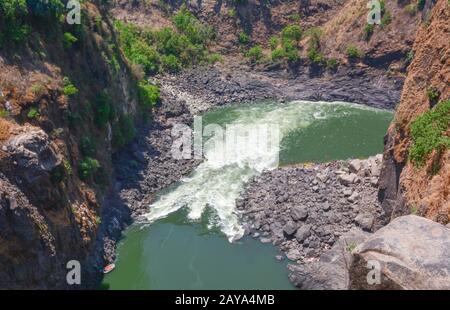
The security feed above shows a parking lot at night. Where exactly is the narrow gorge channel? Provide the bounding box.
[102,100,393,290]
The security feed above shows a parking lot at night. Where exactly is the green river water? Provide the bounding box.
[102,100,393,290]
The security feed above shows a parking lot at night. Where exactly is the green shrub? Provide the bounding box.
[115,11,214,75]
[238,31,250,45]
[269,36,279,50]
[346,44,363,59]
[308,48,327,66]
[227,8,236,18]
[271,47,285,61]
[63,32,78,48]
[0,0,29,45]
[0,0,64,45]
[27,107,40,119]
[30,83,46,97]
[138,81,160,108]
[207,53,223,64]
[364,24,375,41]
[78,157,101,181]
[161,54,182,72]
[62,77,79,96]
[0,108,9,118]
[409,99,450,167]
[326,58,339,70]
[283,40,299,62]
[405,50,414,64]
[281,24,302,43]
[128,40,160,74]
[289,13,301,22]
[63,159,73,176]
[93,92,113,128]
[246,45,263,63]
[426,86,440,103]
[405,3,417,15]
[172,8,215,45]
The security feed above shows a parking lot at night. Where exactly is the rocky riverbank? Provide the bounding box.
[237,155,384,265]
[156,63,403,114]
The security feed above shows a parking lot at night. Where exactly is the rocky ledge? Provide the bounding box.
[237,155,385,280]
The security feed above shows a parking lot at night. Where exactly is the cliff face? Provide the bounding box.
[112,0,420,72]
[379,0,449,225]
[0,2,141,288]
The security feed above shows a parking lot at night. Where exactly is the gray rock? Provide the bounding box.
[275,255,284,261]
[322,202,331,212]
[286,248,302,261]
[348,192,360,203]
[316,172,328,183]
[350,215,450,290]
[288,229,370,290]
[291,205,308,221]
[354,213,374,231]
[283,221,298,236]
[4,127,60,185]
[349,159,362,173]
[343,189,353,197]
[295,225,312,243]
[338,173,358,186]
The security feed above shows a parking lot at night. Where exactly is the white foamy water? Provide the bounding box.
[144,100,385,241]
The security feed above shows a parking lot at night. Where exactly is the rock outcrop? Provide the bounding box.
[378,0,449,225]
[350,215,450,290]
[288,229,370,290]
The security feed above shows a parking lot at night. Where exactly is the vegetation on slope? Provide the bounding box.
[409,99,450,169]
[115,6,218,75]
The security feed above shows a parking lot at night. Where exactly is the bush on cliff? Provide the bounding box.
[78,157,101,181]
[409,99,450,168]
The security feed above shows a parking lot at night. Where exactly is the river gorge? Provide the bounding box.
[102,100,392,289]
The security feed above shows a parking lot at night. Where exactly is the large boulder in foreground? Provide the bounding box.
[350,215,450,290]
[288,229,370,290]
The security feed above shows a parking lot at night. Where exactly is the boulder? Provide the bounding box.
[348,192,360,203]
[291,205,308,221]
[338,173,358,186]
[286,248,302,261]
[348,159,362,173]
[354,213,374,231]
[288,229,370,289]
[295,224,312,243]
[343,189,353,197]
[283,221,298,236]
[350,215,450,290]
[4,127,60,185]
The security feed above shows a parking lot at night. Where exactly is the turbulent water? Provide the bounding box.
[143,100,393,242]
